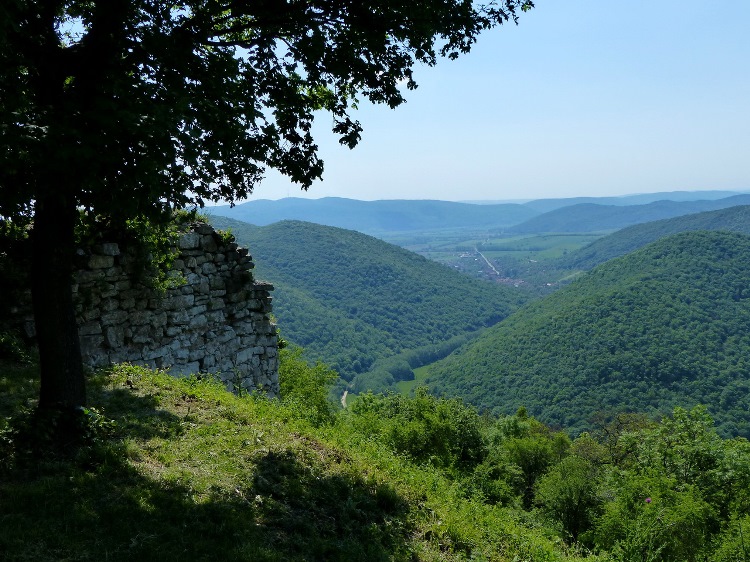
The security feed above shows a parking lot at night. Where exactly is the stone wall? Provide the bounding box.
[70,222,279,395]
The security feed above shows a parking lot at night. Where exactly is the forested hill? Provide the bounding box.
[506,194,750,233]
[560,205,750,271]
[209,197,538,234]
[424,230,750,437]
[208,217,526,381]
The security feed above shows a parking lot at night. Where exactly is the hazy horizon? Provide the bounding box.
[208,188,750,206]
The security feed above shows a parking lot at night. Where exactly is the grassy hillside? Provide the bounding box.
[560,204,750,271]
[424,230,750,437]
[507,195,750,234]
[208,217,527,381]
[0,359,601,562]
[209,197,538,234]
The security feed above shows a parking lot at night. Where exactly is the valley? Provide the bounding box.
[209,193,750,438]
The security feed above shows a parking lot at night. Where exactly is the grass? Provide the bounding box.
[395,365,431,395]
[0,361,601,561]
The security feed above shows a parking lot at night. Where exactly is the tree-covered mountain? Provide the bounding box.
[208,217,526,381]
[560,205,750,271]
[506,195,750,234]
[209,197,539,234]
[424,231,750,437]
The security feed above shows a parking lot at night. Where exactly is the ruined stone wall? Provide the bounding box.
[71,222,279,395]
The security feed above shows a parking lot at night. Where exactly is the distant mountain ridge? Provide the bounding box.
[506,194,750,234]
[207,191,750,235]
[208,197,538,234]
[523,190,749,213]
[424,230,750,438]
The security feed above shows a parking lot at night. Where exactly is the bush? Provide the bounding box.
[279,347,339,426]
[535,455,602,544]
[349,388,485,470]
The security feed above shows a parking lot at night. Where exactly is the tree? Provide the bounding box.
[535,455,601,544]
[0,0,533,413]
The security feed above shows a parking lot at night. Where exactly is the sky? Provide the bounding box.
[249,1,750,202]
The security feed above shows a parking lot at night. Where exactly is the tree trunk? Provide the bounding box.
[32,191,86,410]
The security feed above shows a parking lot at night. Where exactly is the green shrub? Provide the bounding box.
[279,347,339,426]
[535,455,603,544]
[349,388,485,470]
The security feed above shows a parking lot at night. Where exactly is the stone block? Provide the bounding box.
[76,269,106,283]
[101,310,128,326]
[201,235,218,252]
[208,298,224,310]
[79,334,105,351]
[178,232,200,250]
[206,311,225,324]
[130,325,156,344]
[189,314,208,328]
[99,284,118,298]
[168,310,190,325]
[164,294,194,309]
[100,242,121,256]
[88,254,114,269]
[151,311,168,328]
[236,348,252,364]
[105,325,125,348]
[78,321,102,336]
[188,305,207,316]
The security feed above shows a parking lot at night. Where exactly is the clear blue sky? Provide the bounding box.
[251,0,750,202]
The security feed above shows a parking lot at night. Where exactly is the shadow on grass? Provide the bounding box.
[0,447,413,561]
[99,386,188,440]
[0,374,414,562]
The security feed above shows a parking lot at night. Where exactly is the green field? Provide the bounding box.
[381,231,603,291]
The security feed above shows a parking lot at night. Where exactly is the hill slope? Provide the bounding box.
[209,217,526,381]
[560,205,750,271]
[507,195,750,234]
[424,231,750,437]
[0,361,600,562]
[208,197,538,234]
